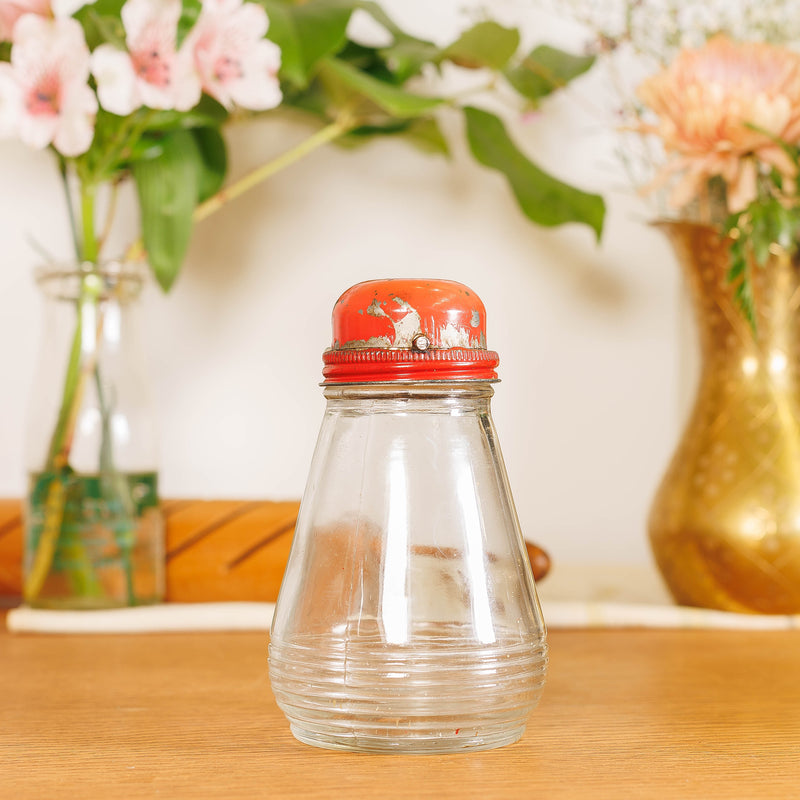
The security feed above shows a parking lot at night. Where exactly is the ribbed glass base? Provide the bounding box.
[270,630,547,755]
[290,723,526,754]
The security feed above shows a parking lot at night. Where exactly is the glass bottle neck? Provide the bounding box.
[322,382,496,413]
[36,262,145,305]
[323,382,496,399]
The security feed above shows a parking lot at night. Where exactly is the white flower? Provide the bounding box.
[0,14,96,155]
[346,8,393,49]
[51,0,95,17]
[0,64,22,136]
[188,0,281,110]
[91,0,200,115]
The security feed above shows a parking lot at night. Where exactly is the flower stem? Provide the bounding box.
[193,117,354,223]
[46,273,104,468]
[59,159,81,261]
[94,354,138,605]
[96,182,119,255]
[25,267,105,603]
[80,182,98,263]
[24,479,66,601]
[90,109,153,183]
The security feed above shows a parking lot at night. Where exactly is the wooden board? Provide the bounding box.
[0,499,549,602]
[162,499,300,602]
[0,500,22,599]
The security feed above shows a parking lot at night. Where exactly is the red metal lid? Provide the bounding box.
[322,279,500,383]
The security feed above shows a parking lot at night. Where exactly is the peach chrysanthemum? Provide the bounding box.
[636,35,800,212]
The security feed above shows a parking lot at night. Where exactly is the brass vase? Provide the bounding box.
[649,221,800,614]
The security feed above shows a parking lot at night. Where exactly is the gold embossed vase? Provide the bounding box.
[649,221,800,613]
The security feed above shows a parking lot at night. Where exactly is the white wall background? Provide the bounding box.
[0,0,686,566]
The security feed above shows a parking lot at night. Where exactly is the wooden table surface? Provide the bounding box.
[2,622,799,799]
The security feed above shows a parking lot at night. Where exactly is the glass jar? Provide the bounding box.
[269,279,547,754]
[23,262,164,608]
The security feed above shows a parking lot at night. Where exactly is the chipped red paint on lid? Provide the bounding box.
[322,279,500,383]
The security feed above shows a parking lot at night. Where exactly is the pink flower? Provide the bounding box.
[91,0,200,115]
[0,0,49,41]
[189,0,281,111]
[636,35,800,212]
[0,0,93,40]
[0,14,96,155]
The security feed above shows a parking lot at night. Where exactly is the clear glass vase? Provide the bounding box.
[23,262,165,609]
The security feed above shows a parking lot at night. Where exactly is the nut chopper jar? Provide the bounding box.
[268,279,548,754]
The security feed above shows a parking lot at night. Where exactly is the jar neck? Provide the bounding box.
[322,382,496,401]
[36,262,145,304]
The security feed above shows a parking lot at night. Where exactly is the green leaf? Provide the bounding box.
[320,56,442,117]
[354,1,438,80]
[176,0,202,48]
[464,106,604,239]
[124,136,166,164]
[260,1,300,80]
[336,121,407,150]
[724,214,757,336]
[77,9,126,50]
[82,0,126,16]
[734,275,756,334]
[73,0,126,48]
[726,253,746,282]
[281,79,330,118]
[0,42,11,62]
[505,45,595,103]
[192,127,228,203]
[380,38,440,82]
[778,206,800,250]
[753,234,771,265]
[260,0,352,87]
[142,96,229,134]
[743,122,800,167]
[338,117,448,158]
[132,131,202,292]
[342,119,411,144]
[352,0,405,38]
[441,21,520,70]
[398,117,450,156]
[335,41,400,83]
